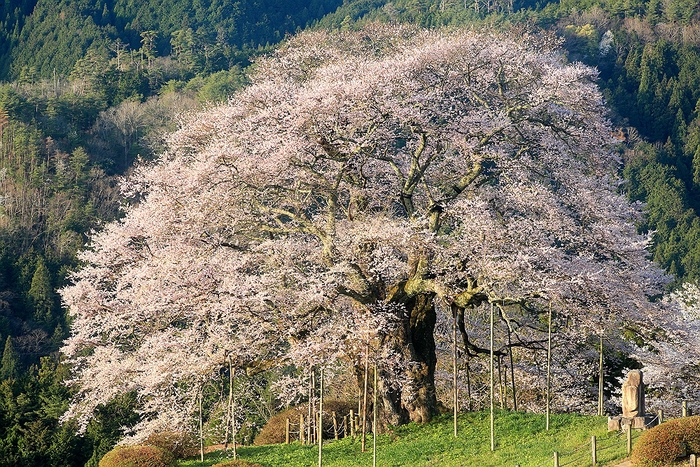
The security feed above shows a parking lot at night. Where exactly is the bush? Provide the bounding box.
[145,431,199,459]
[211,460,264,467]
[631,416,700,467]
[98,445,176,467]
[254,399,355,445]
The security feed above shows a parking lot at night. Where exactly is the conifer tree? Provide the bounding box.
[28,257,54,325]
[1,336,19,380]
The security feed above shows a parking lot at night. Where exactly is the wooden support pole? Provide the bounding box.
[683,400,688,417]
[224,357,234,452]
[362,347,369,453]
[508,321,518,412]
[453,304,458,438]
[546,302,552,431]
[308,372,313,445]
[343,415,348,438]
[591,435,597,466]
[598,334,604,416]
[286,418,290,444]
[350,410,355,437]
[319,368,324,467]
[373,363,378,467]
[627,426,632,455]
[554,451,559,467]
[490,302,495,451]
[690,453,697,467]
[199,389,204,462]
[333,411,338,440]
[300,414,305,444]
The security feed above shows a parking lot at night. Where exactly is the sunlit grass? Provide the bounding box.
[179,410,636,467]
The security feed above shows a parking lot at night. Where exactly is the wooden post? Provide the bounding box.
[508,319,518,412]
[300,414,305,444]
[498,355,505,410]
[312,370,317,445]
[373,363,378,467]
[318,367,324,467]
[683,400,688,417]
[286,417,290,444]
[598,333,604,416]
[690,453,697,467]
[553,451,559,467]
[453,304,458,438]
[627,426,632,455]
[362,346,369,452]
[350,410,355,437]
[658,409,664,424]
[546,301,552,431]
[490,302,495,451]
[343,415,348,438]
[333,411,338,440]
[591,435,597,466]
[199,389,204,462]
[224,357,234,452]
[308,372,313,445]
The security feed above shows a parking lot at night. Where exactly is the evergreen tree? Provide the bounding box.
[28,257,53,325]
[0,337,18,380]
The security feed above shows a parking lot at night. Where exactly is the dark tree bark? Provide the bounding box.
[378,283,439,428]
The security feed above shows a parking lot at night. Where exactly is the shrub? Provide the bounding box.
[98,445,176,467]
[211,460,264,467]
[145,431,199,459]
[254,399,355,445]
[631,416,700,467]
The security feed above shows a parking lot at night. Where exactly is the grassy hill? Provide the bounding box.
[180,411,636,467]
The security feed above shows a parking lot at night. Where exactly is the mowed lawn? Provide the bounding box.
[180,411,637,467]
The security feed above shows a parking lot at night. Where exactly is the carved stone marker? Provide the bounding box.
[621,370,645,418]
[608,369,656,431]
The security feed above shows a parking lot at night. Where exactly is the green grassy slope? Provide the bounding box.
[181,411,638,467]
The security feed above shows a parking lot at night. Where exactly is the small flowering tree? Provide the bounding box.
[629,283,700,415]
[62,24,670,438]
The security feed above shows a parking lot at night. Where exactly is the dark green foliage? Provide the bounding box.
[83,392,141,467]
[631,416,700,466]
[185,67,249,104]
[0,357,91,467]
[0,0,345,82]
[98,445,176,467]
[0,337,18,380]
[28,257,54,325]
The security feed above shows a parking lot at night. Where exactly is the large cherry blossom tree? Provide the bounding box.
[61,24,669,436]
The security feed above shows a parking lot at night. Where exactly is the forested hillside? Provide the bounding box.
[0,0,698,465]
[0,0,342,80]
[0,1,344,465]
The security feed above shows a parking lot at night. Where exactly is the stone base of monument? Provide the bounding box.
[608,415,657,431]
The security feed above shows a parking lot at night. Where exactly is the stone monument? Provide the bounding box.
[608,369,656,431]
[621,369,644,417]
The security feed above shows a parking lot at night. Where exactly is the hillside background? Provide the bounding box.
[0,0,699,465]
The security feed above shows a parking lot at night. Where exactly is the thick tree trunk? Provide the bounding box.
[378,287,439,429]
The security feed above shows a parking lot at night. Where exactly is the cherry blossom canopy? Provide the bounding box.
[61,24,669,437]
